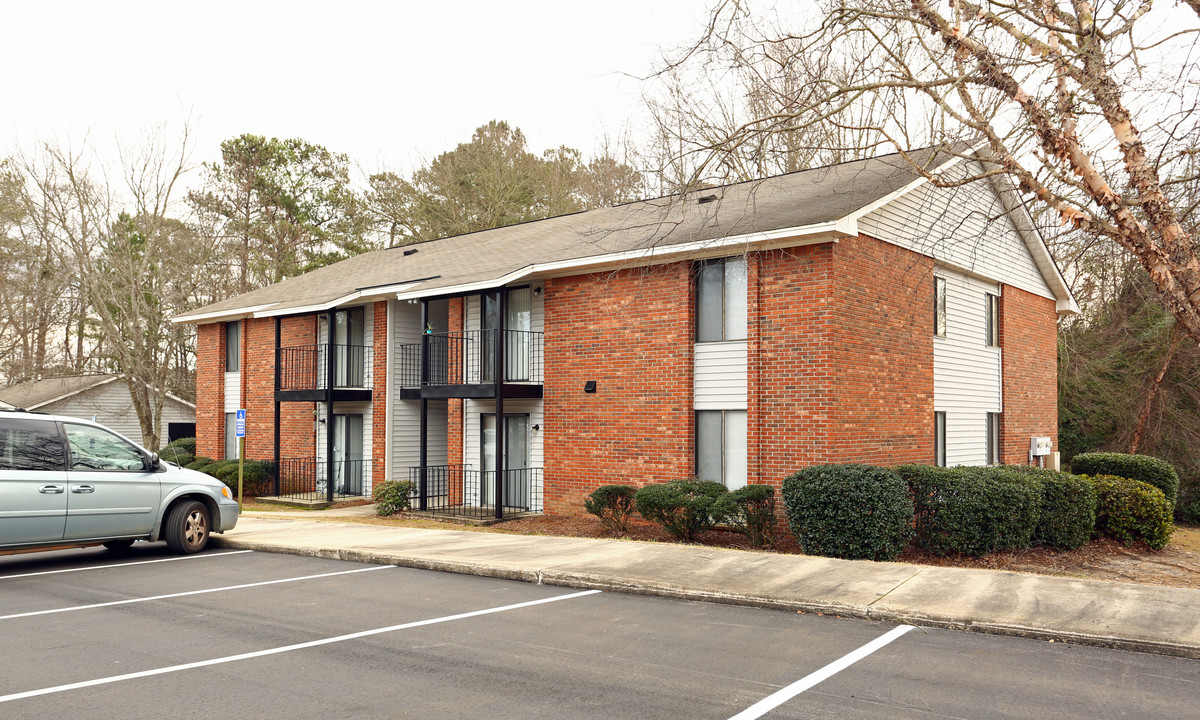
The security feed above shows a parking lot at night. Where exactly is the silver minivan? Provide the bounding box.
[0,410,238,555]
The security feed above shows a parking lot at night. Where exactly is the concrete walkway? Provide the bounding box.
[213,512,1200,659]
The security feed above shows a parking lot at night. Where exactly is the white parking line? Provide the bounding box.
[728,624,917,720]
[0,588,602,704]
[0,550,253,580]
[0,565,392,620]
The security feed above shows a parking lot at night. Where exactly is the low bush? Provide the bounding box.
[782,464,913,561]
[714,484,777,548]
[373,479,415,516]
[185,456,215,471]
[163,437,197,456]
[205,459,272,497]
[634,480,729,542]
[894,465,1041,557]
[1071,453,1179,507]
[1085,474,1174,550]
[162,450,195,467]
[1005,466,1096,550]
[583,485,638,534]
[1177,487,1200,526]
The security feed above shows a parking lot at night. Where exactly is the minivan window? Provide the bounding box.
[64,423,147,471]
[0,418,66,471]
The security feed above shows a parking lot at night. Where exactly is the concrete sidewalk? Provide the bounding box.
[213,513,1200,659]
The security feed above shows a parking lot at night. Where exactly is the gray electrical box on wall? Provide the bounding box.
[1030,436,1053,457]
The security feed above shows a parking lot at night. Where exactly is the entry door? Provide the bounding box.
[62,423,160,540]
[0,417,69,546]
[481,414,529,508]
[481,288,532,382]
[333,307,365,387]
[332,414,364,496]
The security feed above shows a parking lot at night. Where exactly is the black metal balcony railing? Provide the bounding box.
[407,465,543,519]
[276,457,365,501]
[278,344,373,391]
[397,330,543,388]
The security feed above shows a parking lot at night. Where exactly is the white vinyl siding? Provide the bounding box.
[934,270,1003,466]
[39,381,194,448]
[859,160,1055,300]
[694,341,748,410]
[315,401,373,495]
[461,398,543,472]
[223,373,240,413]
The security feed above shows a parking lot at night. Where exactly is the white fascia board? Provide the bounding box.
[171,303,280,325]
[251,281,426,319]
[26,375,120,410]
[392,222,852,301]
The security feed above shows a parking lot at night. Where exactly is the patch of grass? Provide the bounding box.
[1171,525,1200,553]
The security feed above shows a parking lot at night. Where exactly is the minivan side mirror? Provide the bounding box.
[147,452,161,471]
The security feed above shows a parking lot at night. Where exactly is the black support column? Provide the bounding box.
[418,299,428,511]
[325,310,336,503]
[273,316,281,497]
[494,289,506,520]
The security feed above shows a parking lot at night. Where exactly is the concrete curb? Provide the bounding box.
[211,535,1200,660]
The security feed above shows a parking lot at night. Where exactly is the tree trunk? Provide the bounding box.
[1130,323,1182,454]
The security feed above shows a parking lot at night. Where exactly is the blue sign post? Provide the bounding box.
[235,409,246,510]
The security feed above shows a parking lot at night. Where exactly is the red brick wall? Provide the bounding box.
[999,285,1059,464]
[828,236,935,465]
[276,316,318,462]
[196,322,224,460]
[446,298,464,469]
[372,301,389,485]
[542,263,695,515]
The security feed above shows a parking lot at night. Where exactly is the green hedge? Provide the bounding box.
[894,465,1041,557]
[201,459,273,497]
[1085,474,1174,550]
[782,464,913,561]
[163,437,197,455]
[713,484,777,548]
[634,480,729,541]
[373,480,415,516]
[1071,453,1179,507]
[1003,466,1097,551]
[584,485,638,534]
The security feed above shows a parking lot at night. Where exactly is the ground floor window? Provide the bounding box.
[986,412,1000,465]
[224,412,237,460]
[935,411,946,467]
[696,410,747,490]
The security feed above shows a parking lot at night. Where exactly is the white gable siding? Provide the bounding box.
[934,270,1002,466]
[46,381,195,448]
[391,299,422,475]
[859,161,1054,299]
[694,341,748,410]
[223,373,240,413]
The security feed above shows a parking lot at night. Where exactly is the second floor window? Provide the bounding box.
[985,293,999,347]
[225,321,240,372]
[696,257,747,342]
[934,277,947,338]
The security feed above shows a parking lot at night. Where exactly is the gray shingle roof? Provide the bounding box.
[0,375,119,410]
[174,148,955,322]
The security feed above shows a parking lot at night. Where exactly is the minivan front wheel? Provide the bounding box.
[165,500,210,554]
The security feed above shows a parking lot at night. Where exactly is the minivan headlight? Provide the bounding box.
[221,486,233,499]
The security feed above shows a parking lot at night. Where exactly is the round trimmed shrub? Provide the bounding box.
[373,479,415,516]
[163,437,197,455]
[894,465,1041,557]
[1085,474,1174,550]
[713,484,777,548]
[1006,466,1096,550]
[781,464,913,561]
[1071,453,1179,507]
[185,456,215,471]
[583,484,638,534]
[634,480,729,542]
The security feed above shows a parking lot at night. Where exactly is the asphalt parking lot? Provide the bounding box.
[2,545,1197,719]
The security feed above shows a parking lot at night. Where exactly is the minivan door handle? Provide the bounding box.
[39,485,65,494]
[71,485,96,494]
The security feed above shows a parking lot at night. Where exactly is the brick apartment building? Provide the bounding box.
[173,147,1077,519]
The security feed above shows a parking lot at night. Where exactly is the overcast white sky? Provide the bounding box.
[3,0,717,176]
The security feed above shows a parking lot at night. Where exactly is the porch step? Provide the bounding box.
[254,496,369,510]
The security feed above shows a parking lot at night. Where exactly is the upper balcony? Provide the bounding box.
[397,329,543,399]
[276,344,374,402]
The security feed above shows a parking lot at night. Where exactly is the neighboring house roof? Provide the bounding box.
[0,375,196,411]
[173,146,1077,324]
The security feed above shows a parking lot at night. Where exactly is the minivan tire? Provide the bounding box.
[165,500,211,554]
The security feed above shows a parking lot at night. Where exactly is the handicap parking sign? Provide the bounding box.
[236,408,246,438]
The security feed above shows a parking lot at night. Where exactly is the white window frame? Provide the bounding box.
[935,411,947,467]
[695,409,747,489]
[986,412,1001,465]
[934,277,947,338]
[225,321,240,372]
[696,257,748,343]
[985,293,999,348]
